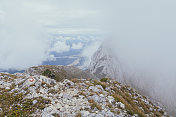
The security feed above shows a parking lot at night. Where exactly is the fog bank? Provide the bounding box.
[103,0,176,114]
[0,0,50,70]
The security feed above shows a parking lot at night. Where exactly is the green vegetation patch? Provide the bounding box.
[0,92,50,117]
[100,78,109,82]
[42,69,56,79]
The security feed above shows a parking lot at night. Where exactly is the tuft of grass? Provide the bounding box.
[48,89,58,94]
[107,103,113,109]
[88,99,102,110]
[75,113,81,117]
[111,93,146,117]
[0,92,51,116]
[93,80,106,89]
[0,92,34,116]
[100,78,109,82]
[79,91,86,97]
[34,96,51,109]
[52,113,60,117]
[111,85,165,116]
[71,78,80,83]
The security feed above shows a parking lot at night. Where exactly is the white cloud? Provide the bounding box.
[22,0,103,31]
[0,0,50,70]
[0,10,4,19]
[47,54,56,61]
[71,42,84,50]
[50,41,70,53]
[47,28,102,35]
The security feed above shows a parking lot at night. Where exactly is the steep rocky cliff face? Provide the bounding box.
[88,45,123,82]
[0,71,169,117]
[88,45,176,116]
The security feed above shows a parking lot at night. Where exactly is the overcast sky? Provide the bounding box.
[0,0,103,70]
[1,0,176,72]
[0,0,103,31]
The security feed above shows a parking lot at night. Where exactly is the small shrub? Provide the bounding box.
[100,78,109,82]
[42,69,52,77]
[42,69,56,79]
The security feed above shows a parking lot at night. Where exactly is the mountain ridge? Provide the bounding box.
[88,44,175,116]
[0,65,170,117]
[88,44,123,82]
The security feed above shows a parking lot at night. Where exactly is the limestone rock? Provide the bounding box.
[0,72,170,117]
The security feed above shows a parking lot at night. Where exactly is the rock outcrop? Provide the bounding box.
[88,45,123,82]
[0,72,169,117]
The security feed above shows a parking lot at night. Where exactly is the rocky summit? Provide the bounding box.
[0,68,170,117]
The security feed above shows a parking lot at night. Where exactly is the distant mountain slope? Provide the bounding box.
[0,72,169,117]
[88,44,176,116]
[88,44,123,82]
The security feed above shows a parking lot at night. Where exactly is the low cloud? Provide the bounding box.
[47,54,56,61]
[50,41,70,53]
[103,0,176,114]
[71,42,84,50]
[0,1,50,70]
